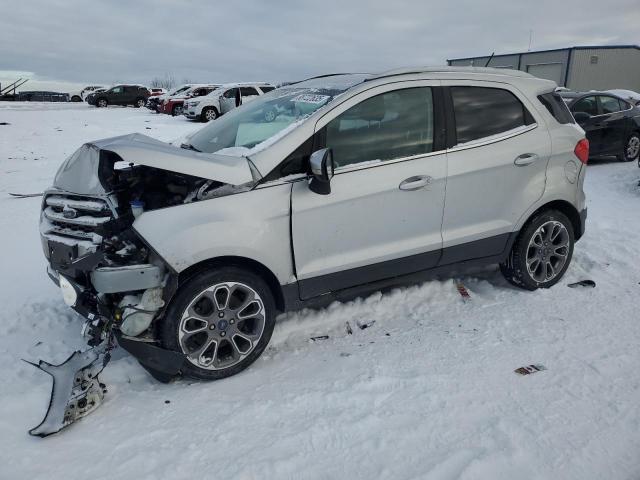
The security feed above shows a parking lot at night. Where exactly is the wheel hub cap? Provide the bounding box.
[178,282,265,370]
[627,137,639,158]
[526,221,570,283]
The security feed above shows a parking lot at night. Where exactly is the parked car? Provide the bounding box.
[159,85,220,116]
[41,67,587,382]
[17,91,70,102]
[86,85,151,108]
[146,84,194,112]
[184,83,275,121]
[68,86,107,102]
[559,91,640,162]
[149,88,166,97]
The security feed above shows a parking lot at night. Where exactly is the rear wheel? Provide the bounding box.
[500,210,574,290]
[97,98,108,108]
[201,107,218,122]
[160,267,276,380]
[619,132,640,162]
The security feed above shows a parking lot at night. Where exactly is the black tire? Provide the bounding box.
[135,98,146,108]
[171,104,183,117]
[500,210,574,290]
[71,95,82,102]
[159,266,276,380]
[200,107,218,122]
[96,98,108,108]
[618,132,640,162]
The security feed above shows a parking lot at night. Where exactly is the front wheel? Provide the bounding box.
[160,267,276,380]
[135,98,146,108]
[171,105,183,116]
[201,107,218,122]
[97,98,108,108]
[619,132,640,162]
[500,210,574,290]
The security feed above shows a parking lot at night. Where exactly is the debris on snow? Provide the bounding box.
[514,364,547,375]
[568,280,596,288]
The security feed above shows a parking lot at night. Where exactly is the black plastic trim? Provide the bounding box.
[286,232,519,310]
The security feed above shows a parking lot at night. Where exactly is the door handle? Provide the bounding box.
[399,175,432,191]
[514,153,539,166]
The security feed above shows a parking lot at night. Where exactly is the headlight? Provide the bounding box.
[59,275,79,307]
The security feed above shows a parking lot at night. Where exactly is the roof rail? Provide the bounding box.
[365,66,534,82]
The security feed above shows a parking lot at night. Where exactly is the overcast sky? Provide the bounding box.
[1,0,638,92]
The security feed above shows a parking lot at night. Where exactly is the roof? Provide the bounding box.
[448,44,640,62]
[367,65,534,81]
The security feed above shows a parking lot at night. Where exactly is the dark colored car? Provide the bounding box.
[87,85,150,108]
[559,91,640,162]
[17,91,70,102]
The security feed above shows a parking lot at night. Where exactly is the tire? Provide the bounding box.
[160,266,276,380]
[264,108,277,122]
[171,105,183,117]
[71,95,82,102]
[618,132,640,162]
[201,107,218,122]
[135,98,146,108]
[500,210,574,290]
[97,98,108,108]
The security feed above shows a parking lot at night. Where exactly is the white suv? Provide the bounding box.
[40,67,587,382]
[184,82,275,121]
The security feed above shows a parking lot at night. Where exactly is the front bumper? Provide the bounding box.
[184,109,199,119]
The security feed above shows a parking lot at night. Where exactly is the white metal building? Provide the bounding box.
[447,45,640,92]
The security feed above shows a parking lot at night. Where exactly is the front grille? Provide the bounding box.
[42,194,114,243]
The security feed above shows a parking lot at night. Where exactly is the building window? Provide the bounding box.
[590,55,599,64]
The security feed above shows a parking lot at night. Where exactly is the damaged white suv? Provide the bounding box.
[39,67,588,395]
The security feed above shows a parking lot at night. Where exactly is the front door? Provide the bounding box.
[291,84,446,299]
[220,88,238,113]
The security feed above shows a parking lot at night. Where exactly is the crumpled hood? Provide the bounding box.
[53,133,257,195]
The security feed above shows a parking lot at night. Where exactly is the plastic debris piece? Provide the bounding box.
[514,364,546,376]
[356,320,375,330]
[567,280,596,288]
[310,335,329,342]
[346,322,353,335]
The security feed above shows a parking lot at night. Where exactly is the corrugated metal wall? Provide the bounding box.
[448,47,640,90]
[568,48,640,91]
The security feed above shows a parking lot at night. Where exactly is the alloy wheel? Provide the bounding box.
[626,136,640,160]
[178,282,266,370]
[526,221,570,283]
[205,109,217,121]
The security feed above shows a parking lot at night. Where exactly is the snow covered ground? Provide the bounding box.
[1,102,639,480]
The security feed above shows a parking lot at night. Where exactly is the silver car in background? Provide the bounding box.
[40,66,588,381]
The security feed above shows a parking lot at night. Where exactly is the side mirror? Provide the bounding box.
[308,148,335,195]
[573,112,591,124]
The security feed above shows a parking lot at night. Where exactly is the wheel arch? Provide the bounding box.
[520,199,583,240]
[177,256,286,312]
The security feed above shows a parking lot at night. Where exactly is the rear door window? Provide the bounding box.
[451,87,535,144]
[240,87,259,97]
[599,96,623,114]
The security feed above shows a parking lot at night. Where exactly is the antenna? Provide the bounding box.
[484,52,495,68]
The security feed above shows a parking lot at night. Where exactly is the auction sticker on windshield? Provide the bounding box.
[292,94,330,105]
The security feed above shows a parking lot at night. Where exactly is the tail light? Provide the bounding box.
[574,138,589,164]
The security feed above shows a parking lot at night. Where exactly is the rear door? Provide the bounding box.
[439,82,550,263]
[596,95,630,155]
[291,82,447,299]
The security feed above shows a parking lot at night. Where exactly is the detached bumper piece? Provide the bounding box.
[27,343,111,437]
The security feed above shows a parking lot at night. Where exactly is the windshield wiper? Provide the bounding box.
[180,143,201,152]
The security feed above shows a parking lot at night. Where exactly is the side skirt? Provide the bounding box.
[283,232,517,312]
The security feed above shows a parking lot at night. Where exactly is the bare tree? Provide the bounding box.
[149,73,176,90]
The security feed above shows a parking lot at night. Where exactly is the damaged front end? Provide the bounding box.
[30,134,259,436]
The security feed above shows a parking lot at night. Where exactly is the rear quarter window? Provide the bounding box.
[538,92,575,124]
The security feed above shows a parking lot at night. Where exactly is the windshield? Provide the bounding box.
[188,87,346,155]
